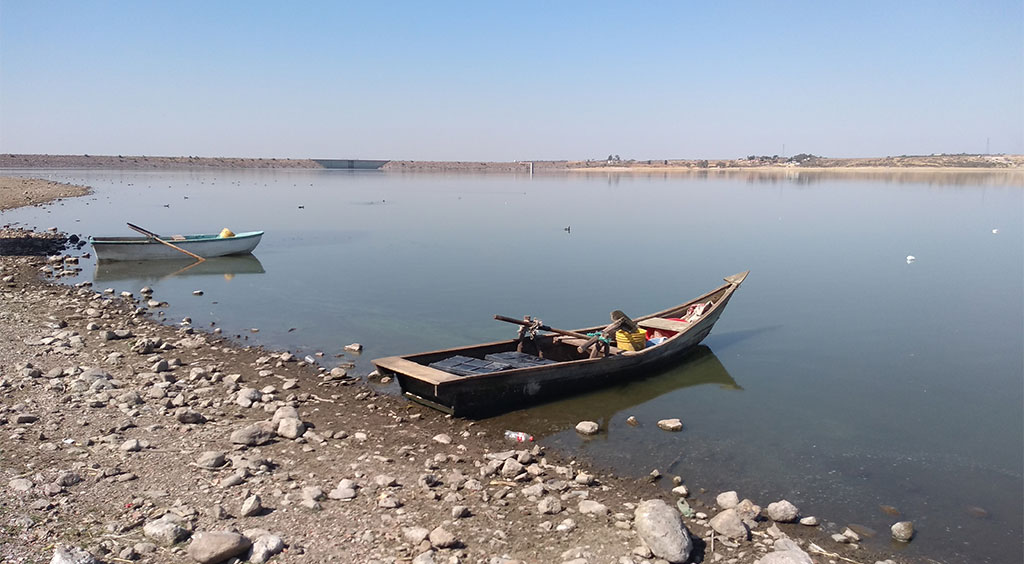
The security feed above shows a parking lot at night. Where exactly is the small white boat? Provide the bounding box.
[90,231,263,261]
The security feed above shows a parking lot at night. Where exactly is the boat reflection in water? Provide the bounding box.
[492,345,739,440]
[93,254,265,283]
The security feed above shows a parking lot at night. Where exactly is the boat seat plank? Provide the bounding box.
[637,317,692,333]
[375,356,462,385]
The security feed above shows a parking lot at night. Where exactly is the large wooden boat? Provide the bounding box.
[90,231,263,261]
[373,271,748,417]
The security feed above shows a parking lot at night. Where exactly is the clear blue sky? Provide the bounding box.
[1,1,1021,161]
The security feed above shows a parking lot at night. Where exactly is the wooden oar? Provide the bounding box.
[494,315,592,341]
[126,222,205,262]
[494,315,607,354]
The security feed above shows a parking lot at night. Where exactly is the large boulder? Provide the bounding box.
[634,499,693,563]
[187,531,251,564]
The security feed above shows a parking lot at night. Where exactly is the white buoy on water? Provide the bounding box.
[906,255,916,263]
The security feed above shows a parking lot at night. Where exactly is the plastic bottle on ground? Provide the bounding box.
[504,430,534,442]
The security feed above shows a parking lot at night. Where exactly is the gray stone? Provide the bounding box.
[432,433,452,445]
[767,500,799,522]
[196,451,226,469]
[276,417,306,439]
[271,405,299,423]
[230,422,275,446]
[500,458,524,478]
[176,409,207,424]
[716,490,740,509]
[248,534,285,564]
[754,538,814,564]
[55,471,81,487]
[799,516,819,526]
[404,526,430,545]
[143,517,191,545]
[575,421,599,435]
[9,478,33,492]
[578,500,608,516]
[187,531,251,564]
[451,505,470,518]
[428,526,458,548]
[634,499,693,563]
[49,545,98,564]
[709,508,749,540]
[240,494,263,517]
[301,486,325,501]
[328,486,356,500]
[413,551,436,564]
[120,439,142,452]
[538,496,563,515]
[891,521,915,542]
[735,498,762,522]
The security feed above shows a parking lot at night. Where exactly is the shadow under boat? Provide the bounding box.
[93,254,266,283]
[492,345,740,437]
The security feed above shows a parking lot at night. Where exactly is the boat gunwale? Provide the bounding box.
[89,231,264,245]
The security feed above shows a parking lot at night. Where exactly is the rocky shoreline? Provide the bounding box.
[2,179,920,564]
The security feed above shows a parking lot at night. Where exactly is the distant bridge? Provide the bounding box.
[313,159,389,170]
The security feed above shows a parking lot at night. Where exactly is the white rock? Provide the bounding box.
[578,500,608,516]
[432,433,452,445]
[891,520,915,542]
[276,417,306,439]
[240,494,262,517]
[767,500,799,522]
[575,421,599,435]
[49,546,98,564]
[657,418,683,432]
[709,508,749,540]
[248,534,284,564]
[716,490,740,509]
[634,499,693,563]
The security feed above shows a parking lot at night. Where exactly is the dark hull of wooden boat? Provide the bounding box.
[374,271,748,417]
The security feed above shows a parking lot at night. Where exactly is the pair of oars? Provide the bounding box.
[126,222,205,262]
[494,309,638,354]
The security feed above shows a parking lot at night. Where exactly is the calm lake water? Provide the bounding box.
[3,168,1022,563]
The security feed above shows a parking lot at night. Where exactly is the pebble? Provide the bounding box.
[432,433,452,445]
[230,423,275,446]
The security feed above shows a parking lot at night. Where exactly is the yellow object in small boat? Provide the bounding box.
[219,228,235,238]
